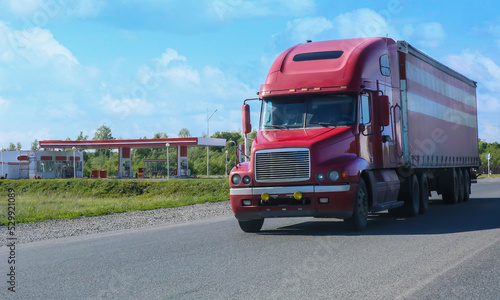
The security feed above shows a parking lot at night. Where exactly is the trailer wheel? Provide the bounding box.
[463,169,471,201]
[457,169,465,203]
[238,219,264,233]
[418,173,429,214]
[405,174,420,217]
[345,178,368,231]
[443,169,459,204]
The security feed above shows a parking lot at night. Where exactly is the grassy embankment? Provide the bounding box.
[477,174,500,179]
[0,179,229,225]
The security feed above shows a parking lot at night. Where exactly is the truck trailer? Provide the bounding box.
[229,37,479,232]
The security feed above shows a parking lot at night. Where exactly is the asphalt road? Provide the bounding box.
[1,178,499,299]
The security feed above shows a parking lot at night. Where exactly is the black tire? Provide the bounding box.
[443,169,459,204]
[418,173,429,214]
[463,169,471,201]
[457,169,465,203]
[345,178,369,231]
[405,174,420,217]
[238,219,264,233]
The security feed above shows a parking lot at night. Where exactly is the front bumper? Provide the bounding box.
[230,184,356,221]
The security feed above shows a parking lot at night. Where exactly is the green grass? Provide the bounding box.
[477,174,500,179]
[0,179,229,225]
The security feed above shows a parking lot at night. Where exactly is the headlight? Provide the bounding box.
[315,173,325,182]
[231,174,242,185]
[242,175,251,184]
[328,170,340,181]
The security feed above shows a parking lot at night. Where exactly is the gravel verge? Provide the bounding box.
[0,200,233,246]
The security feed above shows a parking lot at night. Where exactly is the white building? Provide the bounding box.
[0,150,83,179]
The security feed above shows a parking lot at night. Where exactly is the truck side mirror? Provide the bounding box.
[378,95,390,127]
[242,104,252,134]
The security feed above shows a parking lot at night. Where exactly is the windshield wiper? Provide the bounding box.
[309,122,337,127]
[264,124,288,129]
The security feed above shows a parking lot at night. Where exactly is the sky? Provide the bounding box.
[1,0,500,149]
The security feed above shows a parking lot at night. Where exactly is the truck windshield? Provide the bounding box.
[261,93,356,129]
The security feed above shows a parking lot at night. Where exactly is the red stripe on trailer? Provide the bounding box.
[56,156,67,161]
[406,80,476,115]
[40,156,52,161]
[406,54,476,94]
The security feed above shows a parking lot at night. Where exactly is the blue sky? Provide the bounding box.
[1,0,500,149]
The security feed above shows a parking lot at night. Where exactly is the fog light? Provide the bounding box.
[261,192,270,201]
[319,197,329,204]
[242,199,252,206]
[293,191,303,200]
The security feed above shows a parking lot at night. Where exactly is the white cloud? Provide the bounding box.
[3,0,104,19]
[6,0,40,15]
[0,128,51,151]
[481,123,500,143]
[334,8,399,38]
[210,0,315,20]
[0,22,78,66]
[201,66,253,100]
[67,0,106,18]
[415,22,445,48]
[100,95,154,116]
[476,93,500,114]
[44,100,85,119]
[135,48,201,94]
[286,17,334,42]
[0,96,10,110]
[445,51,500,92]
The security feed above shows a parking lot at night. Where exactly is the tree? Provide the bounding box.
[93,125,115,141]
[478,139,500,166]
[211,131,242,152]
[7,143,16,151]
[76,131,88,141]
[16,142,22,151]
[31,139,39,151]
[178,128,191,138]
[93,125,114,157]
[153,132,168,139]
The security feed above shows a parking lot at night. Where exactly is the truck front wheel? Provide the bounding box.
[345,178,368,231]
[238,219,264,233]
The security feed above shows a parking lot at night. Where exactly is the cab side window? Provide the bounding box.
[380,54,390,76]
[360,94,371,124]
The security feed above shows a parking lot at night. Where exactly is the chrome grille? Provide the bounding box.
[255,149,310,182]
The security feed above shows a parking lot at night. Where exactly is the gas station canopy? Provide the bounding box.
[39,137,227,178]
[39,137,226,149]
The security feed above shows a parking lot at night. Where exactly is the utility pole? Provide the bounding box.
[207,108,217,177]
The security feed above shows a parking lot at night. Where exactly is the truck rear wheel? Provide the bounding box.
[238,219,264,233]
[418,173,429,214]
[345,178,368,231]
[457,169,465,203]
[443,169,459,204]
[463,169,471,201]
[405,174,420,217]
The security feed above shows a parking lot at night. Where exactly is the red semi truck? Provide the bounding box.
[229,37,479,232]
